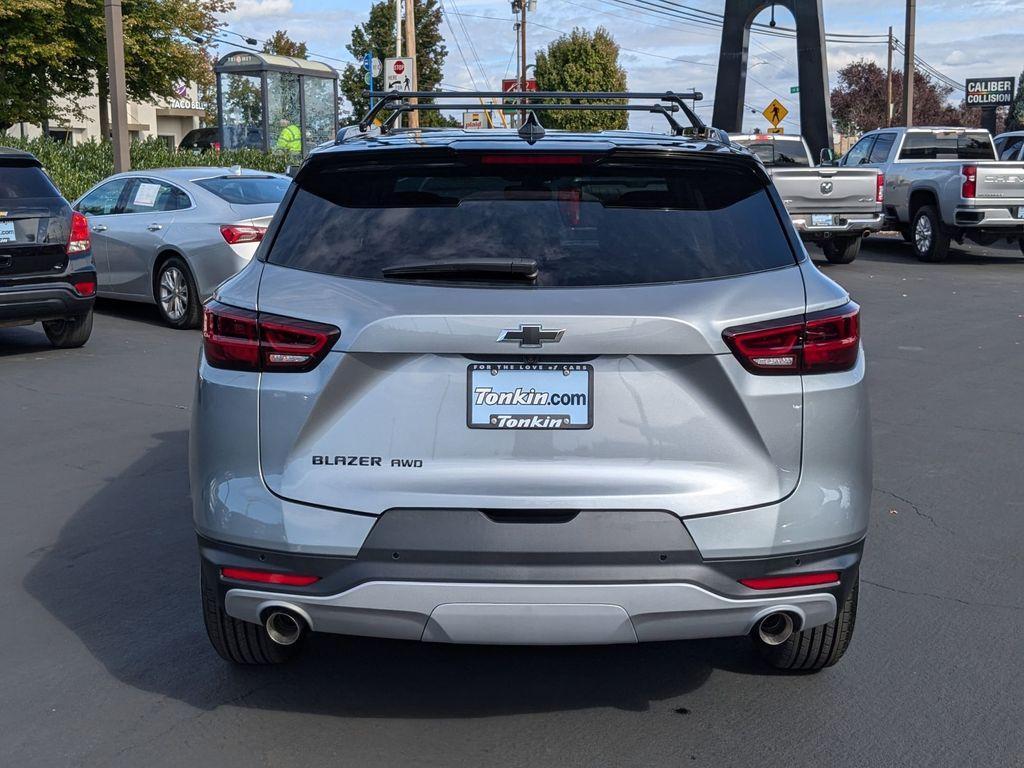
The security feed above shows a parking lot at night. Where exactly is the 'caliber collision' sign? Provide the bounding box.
[965,77,1015,107]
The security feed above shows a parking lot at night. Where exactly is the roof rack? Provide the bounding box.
[352,90,723,142]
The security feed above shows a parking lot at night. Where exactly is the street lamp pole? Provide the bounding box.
[104,0,130,171]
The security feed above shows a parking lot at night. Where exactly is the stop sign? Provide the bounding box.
[393,60,405,75]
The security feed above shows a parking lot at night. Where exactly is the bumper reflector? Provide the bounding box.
[220,567,320,587]
[739,571,840,590]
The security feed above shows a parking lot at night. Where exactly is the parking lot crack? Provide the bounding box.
[862,578,1023,612]
[874,487,951,533]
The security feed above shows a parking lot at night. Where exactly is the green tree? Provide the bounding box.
[533,27,628,131]
[1006,68,1024,132]
[0,0,91,131]
[263,30,308,58]
[339,0,451,126]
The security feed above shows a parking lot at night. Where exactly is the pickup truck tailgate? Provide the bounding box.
[773,167,879,213]
[975,163,1024,203]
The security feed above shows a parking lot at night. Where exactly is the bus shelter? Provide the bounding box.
[214,51,338,156]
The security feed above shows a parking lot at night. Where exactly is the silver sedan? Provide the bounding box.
[74,167,290,328]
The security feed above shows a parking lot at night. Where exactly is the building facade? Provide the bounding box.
[11,81,210,148]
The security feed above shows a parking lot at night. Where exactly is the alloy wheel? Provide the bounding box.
[159,266,189,322]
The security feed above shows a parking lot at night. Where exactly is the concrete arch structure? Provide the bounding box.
[712,0,834,160]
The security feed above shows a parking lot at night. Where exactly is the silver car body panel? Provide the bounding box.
[223,581,838,645]
[74,167,287,303]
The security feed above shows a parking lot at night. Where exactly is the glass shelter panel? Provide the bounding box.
[219,72,264,150]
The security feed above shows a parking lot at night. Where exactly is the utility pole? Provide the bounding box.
[104,0,130,172]
[519,0,527,93]
[393,0,402,127]
[902,0,916,127]
[886,26,894,127]
[404,0,419,128]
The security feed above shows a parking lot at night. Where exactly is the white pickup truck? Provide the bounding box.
[730,133,884,264]
[840,127,1024,261]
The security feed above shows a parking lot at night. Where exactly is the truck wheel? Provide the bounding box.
[911,205,950,262]
[822,236,861,264]
[201,570,300,665]
[755,578,859,672]
[43,309,93,348]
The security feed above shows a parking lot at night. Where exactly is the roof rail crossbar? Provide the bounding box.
[355,90,709,137]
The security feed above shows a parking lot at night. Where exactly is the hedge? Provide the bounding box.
[0,136,291,201]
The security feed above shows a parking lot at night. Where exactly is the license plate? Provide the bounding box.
[467,363,593,429]
[0,221,14,243]
[811,213,835,227]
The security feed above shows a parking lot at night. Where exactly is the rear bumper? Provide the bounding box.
[790,212,884,239]
[0,282,95,324]
[952,205,1024,230]
[201,531,860,645]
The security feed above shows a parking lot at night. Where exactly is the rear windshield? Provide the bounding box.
[898,131,994,160]
[194,176,289,205]
[736,139,810,167]
[0,164,60,199]
[267,158,797,287]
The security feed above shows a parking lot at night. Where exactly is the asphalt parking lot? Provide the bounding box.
[2,235,1022,768]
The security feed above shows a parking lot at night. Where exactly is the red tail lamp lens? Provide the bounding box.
[876,172,885,203]
[723,302,860,375]
[67,211,90,254]
[203,301,339,372]
[961,165,977,199]
[220,567,320,587]
[740,571,840,590]
[220,224,266,245]
[72,279,97,297]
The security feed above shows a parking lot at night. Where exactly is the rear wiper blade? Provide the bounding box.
[381,258,538,280]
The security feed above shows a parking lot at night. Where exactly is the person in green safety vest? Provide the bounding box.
[276,118,301,153]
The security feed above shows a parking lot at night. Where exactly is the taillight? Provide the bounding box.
[961,165,977,199]
[739,571,840,590]
[220,567,320,586]
[723,302,860,375]
[875,172,884,203]
[202,300,339,372]
[72,279,96,297]
[220,224,266,245]
[67,211,90,254]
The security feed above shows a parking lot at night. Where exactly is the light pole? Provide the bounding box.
[104,0,130,172]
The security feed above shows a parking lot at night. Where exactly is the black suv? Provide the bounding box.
[0,148,96,347]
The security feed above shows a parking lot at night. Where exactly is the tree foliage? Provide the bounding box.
[533,27,628,132]
[263,30,308,58]
[830,59,962,135]
[0,0,227,132]
[339,0,451,126]
[1006,67,1024,133]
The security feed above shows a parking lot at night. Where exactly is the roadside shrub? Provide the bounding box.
[0,136,291,201]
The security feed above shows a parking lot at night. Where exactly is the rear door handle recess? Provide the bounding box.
[147,223,162,231]
[92,224,108,232]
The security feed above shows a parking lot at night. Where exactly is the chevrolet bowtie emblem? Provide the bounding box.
[497,324,565,348]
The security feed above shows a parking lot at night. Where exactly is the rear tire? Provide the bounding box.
[155,256,201,329]
[911,205,950,262]
[201,570,300,665]
[755,578,859,672]
[822,236,861,264]
[43,309,93,348]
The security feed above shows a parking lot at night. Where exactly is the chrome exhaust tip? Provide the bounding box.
[757,612,795,646]
[264,610,305,646]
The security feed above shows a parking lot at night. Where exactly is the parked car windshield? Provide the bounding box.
[194,176,290,205]
[267,156,798,287]
[0,164,60,199]
[898,131,994,160]
[736,139,810,167]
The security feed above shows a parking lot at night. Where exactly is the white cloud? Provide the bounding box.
[227,0,294,21]
[942,50,988,66]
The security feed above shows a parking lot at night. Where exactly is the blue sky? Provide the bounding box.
[218,0,1024,131]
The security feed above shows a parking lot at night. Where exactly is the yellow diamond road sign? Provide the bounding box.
[763,98,788,127]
